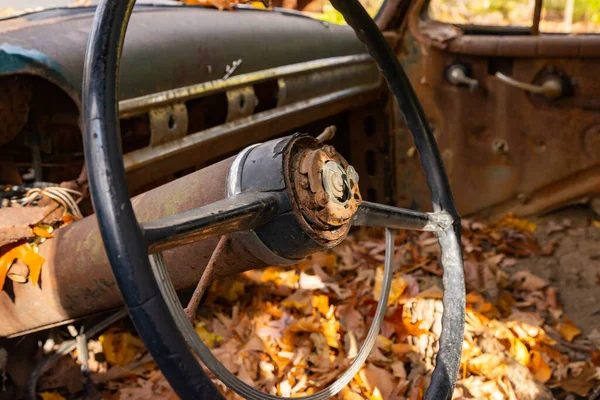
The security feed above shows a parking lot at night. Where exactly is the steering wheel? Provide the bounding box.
[82,0,465,399]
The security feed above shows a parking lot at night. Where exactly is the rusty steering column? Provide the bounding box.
[0,134,362,337]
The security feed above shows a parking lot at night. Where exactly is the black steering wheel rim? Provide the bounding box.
[82,1,465,399]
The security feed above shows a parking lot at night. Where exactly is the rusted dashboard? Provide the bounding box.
[0,4,391,212]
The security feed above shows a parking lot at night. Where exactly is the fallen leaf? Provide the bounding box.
[467,353,506,379]
[194,322,223,349]
[320,318,340,348]
[557,318,581,342]
[509,336,531,366]
[311,294,329,315]
[363,365,395,399]
[32,224,54,238]
[511,270,548,291]
[311,252,338,269]
[557,364,597,397]
[373,266,404,302]
[529,351,551,383]
[0,242,45,290]
[99,329,146,366]
[497,213,537,233]
[39,393,66,400]
[416,285,443,299]
[223,280,245,302]
[391,343,415,355]
[299,272,325,290]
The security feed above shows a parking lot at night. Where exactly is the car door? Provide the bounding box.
[390,0,600,217]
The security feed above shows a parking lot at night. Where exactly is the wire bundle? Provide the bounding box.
[16,186,84,219]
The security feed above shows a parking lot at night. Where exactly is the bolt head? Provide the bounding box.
[299,175,309,189]
[317,192,330,207]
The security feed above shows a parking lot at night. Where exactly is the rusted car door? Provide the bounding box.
[392,0,600,217]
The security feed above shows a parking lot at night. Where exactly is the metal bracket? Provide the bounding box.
[149,103,189,146]
[225,86,258,122]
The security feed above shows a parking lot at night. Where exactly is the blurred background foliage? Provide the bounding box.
[429,0,600,32]
[304,0,384,24]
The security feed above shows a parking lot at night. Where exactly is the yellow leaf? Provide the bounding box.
[557,318,581,342]
[341,387,364,400]
[194,322,222,349]
[592,220,600,228]
[497,213,536,232]
[529,350,552,383]
[224,280,245,302]
[370,387,384,400]
[281,296,310,311]
[311,294,329,315]
[374,266,407,303]
[0,243,45,290]
[509,336,530,366]
[467,353,506,379]
[376,335,393,352]
[32,224,53,238]
[320,318,339,348]
[99,329,145,365]
[39,392,66,400]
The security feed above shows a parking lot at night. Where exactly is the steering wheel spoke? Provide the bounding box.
[142,191,280,253]
[353,201,454,232]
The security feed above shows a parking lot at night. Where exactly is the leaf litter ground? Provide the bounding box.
[32,208,600,400]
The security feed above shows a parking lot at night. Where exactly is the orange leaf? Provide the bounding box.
[533,344,564,363]
[557,318,581,342]
[529,350,551,383]
[466,292,485,305]
[311,294,329,315]
[61,213,77,225]
[32,224,53,238]
[404,320,429,337]
[391,343,415,355]
[311,252,338,269]
[0,243,45,290]
[321,318,339,348]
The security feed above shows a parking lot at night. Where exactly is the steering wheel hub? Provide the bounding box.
[288,137,362,245]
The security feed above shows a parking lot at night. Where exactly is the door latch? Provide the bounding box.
[446,64,479,90]
[495,72,563,100]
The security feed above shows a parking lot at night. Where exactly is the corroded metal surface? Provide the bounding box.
[286,136,361,245]
[393,1,600,217]
[0,137,368,337]
[148,103,188,146]
[122,82,383,191]
[0,76,32,145]
[0,157,270,337]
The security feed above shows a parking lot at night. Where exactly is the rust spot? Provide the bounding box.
[284,135,361,246]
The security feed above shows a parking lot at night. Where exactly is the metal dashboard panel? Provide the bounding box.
[0,5,366,106]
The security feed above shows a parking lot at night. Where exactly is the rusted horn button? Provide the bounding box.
[285,135,362,246]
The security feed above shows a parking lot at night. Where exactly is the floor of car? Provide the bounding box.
[2,206,599,400]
